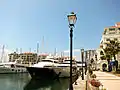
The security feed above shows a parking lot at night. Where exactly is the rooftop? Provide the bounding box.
[105,22,120,28]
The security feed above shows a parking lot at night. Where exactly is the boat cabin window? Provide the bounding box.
[54,61,59,63]
[0,65,4,66]
[41,60,53,62]
[64,60,75,61]
[61,62,70,64]
[61,62,76,64]
[64,60,70,61]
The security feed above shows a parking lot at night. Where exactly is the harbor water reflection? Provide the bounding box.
[0,73,78,90]
[24,78,69,90]
[0,73,30,90]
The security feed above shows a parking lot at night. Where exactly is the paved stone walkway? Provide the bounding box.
[73,75,86,90]
[94,71,120,90]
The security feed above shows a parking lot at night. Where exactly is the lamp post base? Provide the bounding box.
[69,84,73,90]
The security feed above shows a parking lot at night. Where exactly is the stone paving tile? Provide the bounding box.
[94,71,120,90]
[73,75,86,90]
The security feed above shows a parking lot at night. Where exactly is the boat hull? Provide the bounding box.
[53,67,78,78]
[0,67,27,74]
[26,66,79,79]
[26,67,58,80]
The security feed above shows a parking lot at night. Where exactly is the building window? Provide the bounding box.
[109,32,115,34]
[109,28,115,31]
[106,38,110,41]
[114,38,117,41]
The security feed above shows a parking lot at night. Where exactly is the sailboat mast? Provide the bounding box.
[36,42,39,63]
[37,42,39,54]
[29,48,31,52]
[41,36,44,54]
[16,48,18,53]
[54,48,56,56]
[0,45,5,63]
[20,48,22,53]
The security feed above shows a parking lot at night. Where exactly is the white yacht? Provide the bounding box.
[0,58,27,74]
[26,56,60,79]
[54,59,78,77]
[26,55,78,79]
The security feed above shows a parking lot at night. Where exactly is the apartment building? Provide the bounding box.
[9,52,37,64]
[8,52,19,62]
[19,52,37,64]
[96,22,120,68]
[8,52,50,64]
[38,54,48,62]
[84,50,97,68]
[100,22,120,48]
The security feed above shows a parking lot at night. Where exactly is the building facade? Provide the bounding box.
[8,52,49,64]
[8,52,19,62]
[84,50,97,70]
[9,52,37,64]
[96,22,120,69]
[100,22,120,49]
[19,52,37,64]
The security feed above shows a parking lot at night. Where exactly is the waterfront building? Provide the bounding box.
[96,22,120,69]
[9,52,37,64]
[19,52,37,64]
[8,52,19,62]
[84,50,97,69]
[38,54,48,62]
[100,22,120,48]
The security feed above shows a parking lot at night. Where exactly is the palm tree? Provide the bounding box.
[100,55,106,60]
[103,48,112,64]
[103,40,120,71]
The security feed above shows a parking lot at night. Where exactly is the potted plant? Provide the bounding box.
[90,74,101,87]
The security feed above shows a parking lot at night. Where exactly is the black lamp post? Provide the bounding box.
[85,51,87,75]
[67,12,77,90]
[81,48,84,80]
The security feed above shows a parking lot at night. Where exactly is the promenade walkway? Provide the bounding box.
[73,75,86,90]
[94,71,120,90]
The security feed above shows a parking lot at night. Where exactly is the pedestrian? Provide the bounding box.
[74,72,79,85]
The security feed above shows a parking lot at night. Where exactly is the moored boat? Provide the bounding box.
[0,58,28,74]
[26,57,78,79]
[55,59,78,77]
[26,58,60,79]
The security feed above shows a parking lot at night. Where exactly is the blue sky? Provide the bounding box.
[0,0,120,53]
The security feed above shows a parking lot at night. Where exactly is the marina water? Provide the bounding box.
[0,73,77,90]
